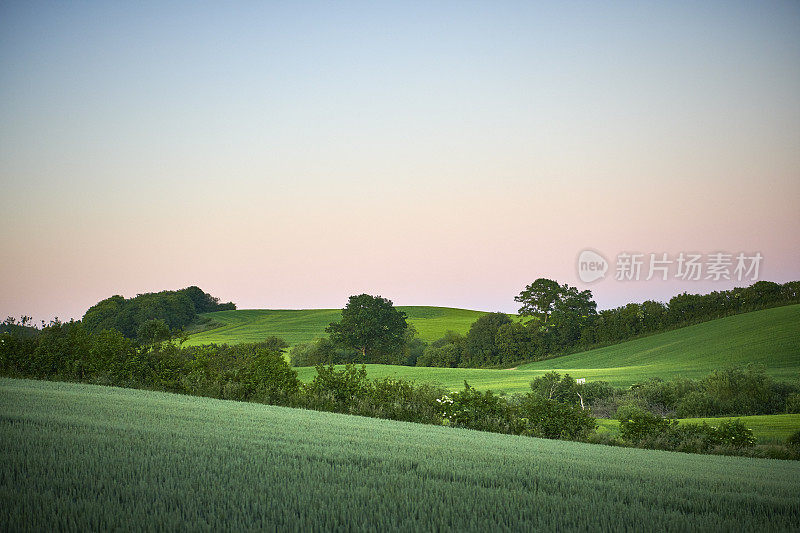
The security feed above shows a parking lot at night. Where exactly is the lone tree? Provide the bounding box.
[514,278,562,323]
[326,294,408,359]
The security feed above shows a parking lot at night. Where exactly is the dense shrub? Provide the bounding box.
[515,394,596,440]
[786,393,800,414]
[462,313,513,367]
[289,338,359,366]
[357,378,445,424]
[302,364,372,412]
[438,383,520,434]
[676,391,721,418]
[417,343,462,367]
[616,405,676,442]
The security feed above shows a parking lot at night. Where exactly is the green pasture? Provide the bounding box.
[518,304,800,385]
[184,306,488,346]
[2,378,798,531]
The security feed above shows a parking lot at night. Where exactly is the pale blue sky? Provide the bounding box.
[1,1,799,320]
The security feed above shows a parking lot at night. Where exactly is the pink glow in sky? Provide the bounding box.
[1,2,799,322]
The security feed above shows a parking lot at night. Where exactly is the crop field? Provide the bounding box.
[184,306,488,346]
[1,379,799,531]
[296,305,800,392]
[596,414,800,444]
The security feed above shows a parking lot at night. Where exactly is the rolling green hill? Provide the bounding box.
[184,306,489,346]
[296,305,800,391]
[2,378,798,531]
[517,304,800,384]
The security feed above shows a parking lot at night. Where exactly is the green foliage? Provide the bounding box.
[32,320,92,379]
[462,312,512,366]
[786,393,800,414]
[529,371,580,404]
[515,278,562,323]
[417,342,462,367]
[787,429,800,447]
[617,405,676,442]
[616,405,756,452]
[137,318,171,345]
[82,286,235,339]
[303,363,371,411]
[713,419,757,448]
[495,321,542,364]
[289,337,359,366]
[437,382,519,434]
[326,294,408,359]
[515,394,596,440]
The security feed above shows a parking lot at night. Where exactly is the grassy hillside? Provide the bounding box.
[2,379,798,531]
[296,305,800,391]
[596,414,800,444]
[184,306,488,346]
[517,304,800,384]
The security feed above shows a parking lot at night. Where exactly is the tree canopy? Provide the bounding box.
[326,294,408,359]
[82,286,235,340]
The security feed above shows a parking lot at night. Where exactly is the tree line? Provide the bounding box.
[291,280,800,368]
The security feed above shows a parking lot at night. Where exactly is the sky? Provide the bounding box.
[1,1,799,322]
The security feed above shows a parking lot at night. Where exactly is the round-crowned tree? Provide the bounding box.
[326,294,408,361]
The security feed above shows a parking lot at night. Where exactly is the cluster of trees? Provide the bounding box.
[414,279,800,369]
[81,286,235,341]
[522,370,799,457]
[614,406,757,454]
[580,366,800,419]
[0,319,293,403]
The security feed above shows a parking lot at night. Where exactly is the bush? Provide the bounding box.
[700,365,774,415]
[787,430,800,448]
[438,382,519,434]
[630,377,699,414]
[676,391,721,418]
[616,405,676,442]
[714,419,756,448]
[302,364,371,412]
[785,393,800,414]
[516,394,596,440]
[358,378,445,424]
[290,338,358,366]
[417,344,462,367]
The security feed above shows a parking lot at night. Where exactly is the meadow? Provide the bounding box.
[294,305,800,391]
[184,306,488,346]
[2,378,799,531]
